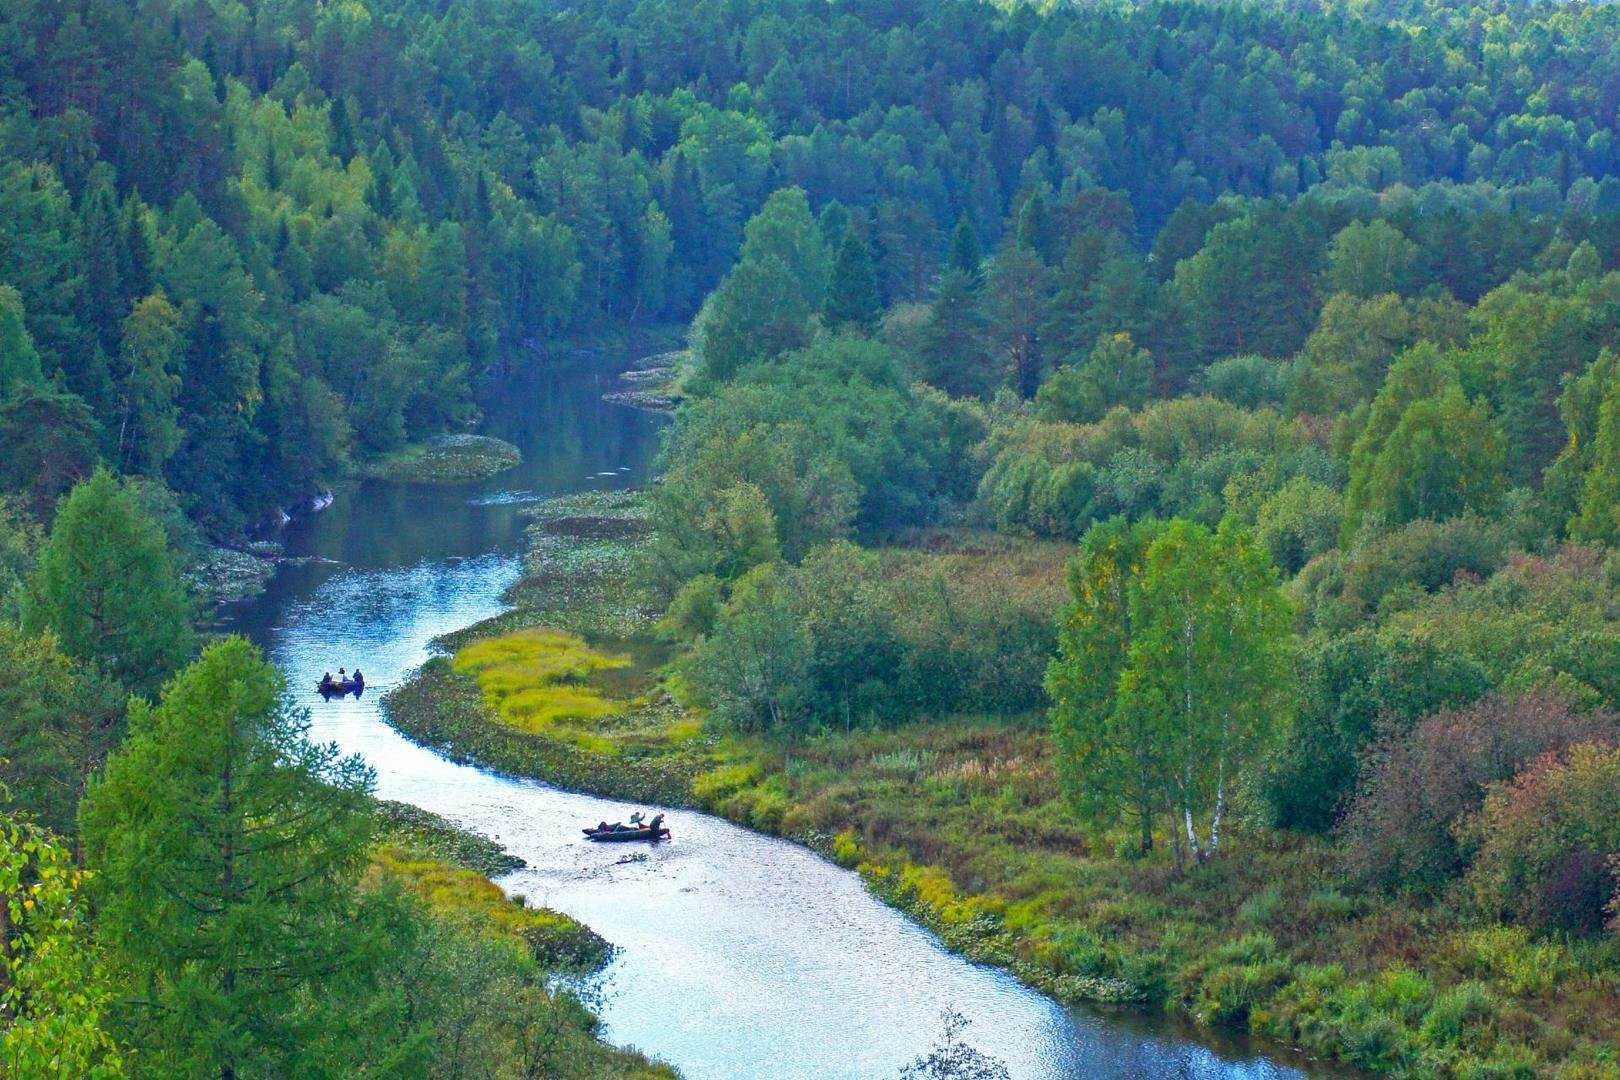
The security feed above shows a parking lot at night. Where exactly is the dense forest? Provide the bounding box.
[8,0,1620,1073]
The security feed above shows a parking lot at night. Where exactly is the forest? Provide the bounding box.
[6,0,1620,1073]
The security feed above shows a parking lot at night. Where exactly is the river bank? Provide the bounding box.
[382,487,1620,1079]
[371,800,677,1078]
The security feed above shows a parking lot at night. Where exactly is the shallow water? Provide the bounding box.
[226,360,1339,1079]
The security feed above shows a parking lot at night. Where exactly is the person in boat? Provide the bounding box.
[648,813,665,835]
[629,812,644,829]
[352,668,364,687]
[319,671,336,692]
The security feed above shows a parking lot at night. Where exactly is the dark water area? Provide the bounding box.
[225,358,1347,1079]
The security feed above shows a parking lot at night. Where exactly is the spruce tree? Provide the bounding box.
[823,229,883,332]
[917,269,992,397]
[947,214,982,281]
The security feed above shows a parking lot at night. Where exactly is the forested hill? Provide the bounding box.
[4,0,1620,534]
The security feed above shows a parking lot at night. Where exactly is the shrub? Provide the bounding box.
[1335,515,1513,620]
[1264,627,1490,833]
[1338,691,1618,891]
[1463,741,1620,932]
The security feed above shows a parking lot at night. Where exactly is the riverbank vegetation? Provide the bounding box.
[378,10,1620,1059]
[0,469,671,1075]
[358,432,522,484]
[13,0,1620,1072]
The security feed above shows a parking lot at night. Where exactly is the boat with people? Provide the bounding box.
[584,811,670,842]
[316,667,366,697]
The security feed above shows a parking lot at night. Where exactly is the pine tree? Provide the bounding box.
[823,229,882,332]
[80,637,379,1078]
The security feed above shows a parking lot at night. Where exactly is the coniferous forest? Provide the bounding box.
[7,0,1620,1074]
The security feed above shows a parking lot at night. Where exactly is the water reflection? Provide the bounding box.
[226,362,1342,1080]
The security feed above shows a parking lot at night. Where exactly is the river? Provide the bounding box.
[225,358,1337,1080]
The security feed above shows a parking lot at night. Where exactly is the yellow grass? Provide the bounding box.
[452,628,631,753]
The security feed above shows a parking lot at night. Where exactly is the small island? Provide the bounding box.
[358,433,523,484]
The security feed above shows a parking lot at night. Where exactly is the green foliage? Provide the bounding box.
[1326,220,1422,299]
[696,188,829,382]
[1343,343,1505,541]
[1197,355,1285,410]
[1046,516,1167,852]
[0,387,101,522]
[680,561,812,732]
[1263,627,1490,834]
[1173,207,1323,363]
[1570,374,1620,545]
[1363,387,1506,534]
[80,637,382,1078]
[1252,476,1342,576]
[977,395,1331,541]
[112,294,184,474]
[646,335,980,592]
[0,625,126,835]
[1049,517,1293,862]
[0,285,44,399]
[1033,333,1152,425]
[20,469,192,695]
[0,816,124,1079]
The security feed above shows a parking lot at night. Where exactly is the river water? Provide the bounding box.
[226,360,1335,1080]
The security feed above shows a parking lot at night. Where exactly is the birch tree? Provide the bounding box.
[1117,520,1293,865]
[1046,516,1169,854]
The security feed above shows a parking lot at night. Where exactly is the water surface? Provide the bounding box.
[227,360,1337,1079]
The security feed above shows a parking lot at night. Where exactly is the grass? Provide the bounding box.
[453,628,633,754]
[382,494,1620,1077]
[374,799,524,876]
[357,433,521,483]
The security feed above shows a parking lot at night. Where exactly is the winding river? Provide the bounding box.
[226,359,1338,1080]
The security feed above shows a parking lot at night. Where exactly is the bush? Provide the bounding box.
[1463,741,1620,932]
[1338,691,1619,891]
[1264,627,1490,833]
[1334,515,1513,621]
[1198,354,1286,409]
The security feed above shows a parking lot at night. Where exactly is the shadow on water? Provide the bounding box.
[225,357,1355,1080]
